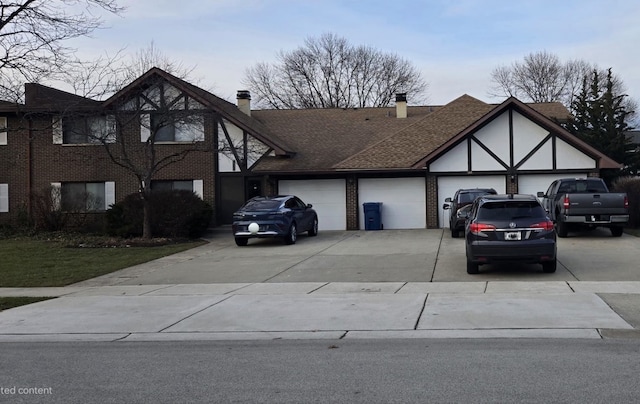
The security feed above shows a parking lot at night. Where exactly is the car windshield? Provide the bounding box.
[477,201,545,220]
[241,199,282,211]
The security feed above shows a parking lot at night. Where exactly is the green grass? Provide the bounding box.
[0,296,56,311]
[0,238,206,287]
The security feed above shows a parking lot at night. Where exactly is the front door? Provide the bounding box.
[219,176,245,224]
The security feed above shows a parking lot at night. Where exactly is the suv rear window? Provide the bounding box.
[477,201,545,221]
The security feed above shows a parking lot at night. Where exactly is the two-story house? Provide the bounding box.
[0,67,621,232]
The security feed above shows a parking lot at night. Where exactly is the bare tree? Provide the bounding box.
[0,0,124,97]
[244,33,428,109]
[489,51,592,105]
[489,50,637,124]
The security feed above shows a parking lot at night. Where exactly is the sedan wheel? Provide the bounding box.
[308,217,318,236]
[284,223,297,245]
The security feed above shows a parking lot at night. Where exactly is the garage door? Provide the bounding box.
[518,174,587,201]
[358,178,426,229]
[438,176,506,227]
[278,179,346,231]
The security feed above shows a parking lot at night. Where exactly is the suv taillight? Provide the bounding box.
[469,222,495,235]
[531,220,554,231]
[563,195,570,210]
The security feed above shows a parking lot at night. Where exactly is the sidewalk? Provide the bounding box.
[1,281,640,341]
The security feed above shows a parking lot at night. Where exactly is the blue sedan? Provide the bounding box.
[232,195,319,246]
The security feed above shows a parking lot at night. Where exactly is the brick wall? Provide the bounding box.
[0,115,30,225]
[346,176,358,230]
[2,112,219,226]
[426,174,438,228]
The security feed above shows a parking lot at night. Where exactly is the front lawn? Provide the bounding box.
[0,237,206,287]
[0,297,56,312]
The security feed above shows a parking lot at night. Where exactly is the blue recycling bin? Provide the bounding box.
[363,202,383,230]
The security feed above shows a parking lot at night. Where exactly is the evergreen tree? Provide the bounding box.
[563,68,638,185]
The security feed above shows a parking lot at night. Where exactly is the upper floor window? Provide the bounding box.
[53,115,115,145]
[0,117,7,145]
[141,113,204,143]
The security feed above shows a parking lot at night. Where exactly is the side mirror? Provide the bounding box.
[306,204,313,209]
[442,204,450,210]
[536,192,545,198]
[444,197,452,203]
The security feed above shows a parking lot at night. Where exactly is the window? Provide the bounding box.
[0,117,7,145]
[58,182,115,211]
[151,180,203,198]
[53,115,115,144]
[150,113,176,142]
[141,113,204,143]
[0,184,8,213]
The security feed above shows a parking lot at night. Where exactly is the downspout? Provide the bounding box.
[27,118,33,221]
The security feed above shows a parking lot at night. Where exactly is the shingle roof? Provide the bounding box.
[334,95,493,169]
[252,105,437,172]
[252,94,620,172]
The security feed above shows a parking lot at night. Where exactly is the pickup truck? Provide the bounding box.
[537,177,629,237]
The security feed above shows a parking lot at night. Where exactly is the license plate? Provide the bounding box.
[505,231,521,241]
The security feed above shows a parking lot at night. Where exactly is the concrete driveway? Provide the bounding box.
[2,227,640,341]
[74,227,640,286]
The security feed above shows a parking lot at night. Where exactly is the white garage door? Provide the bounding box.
[358,178,426,229]
[438,175,506,227]
[518,174,587,201]
[278,179,346,231]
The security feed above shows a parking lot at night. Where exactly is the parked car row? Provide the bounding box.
[234,178,628,277]
[442,178,629,275]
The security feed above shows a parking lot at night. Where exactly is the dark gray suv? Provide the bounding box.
[443,188,497,238]
[464,194,557,274]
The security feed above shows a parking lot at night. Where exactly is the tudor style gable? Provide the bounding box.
[423,97,619,174]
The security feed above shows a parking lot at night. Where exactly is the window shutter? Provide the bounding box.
[51,182,62,210]
[52,117,63,144]
[104,181,115,209]
[140,114,150,142]
[193,180,203,199]
[0,184,8,212]
[0,117,7,145]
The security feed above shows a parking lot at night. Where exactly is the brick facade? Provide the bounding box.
[1,111,219,227]
[426,174,438,228]
[346,176,359,230]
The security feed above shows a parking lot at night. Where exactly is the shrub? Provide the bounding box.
[106,190,213,239]
[612,176,640,228]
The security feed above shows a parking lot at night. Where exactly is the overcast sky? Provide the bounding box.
[71,0,640,106]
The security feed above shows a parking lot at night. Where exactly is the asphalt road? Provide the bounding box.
[2,340,640,403]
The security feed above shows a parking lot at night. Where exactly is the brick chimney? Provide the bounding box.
[237,90,251,116]
[396,93,407,118]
